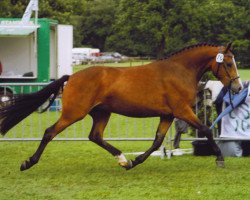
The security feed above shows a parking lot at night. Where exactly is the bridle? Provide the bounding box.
[215,55,240,83]
[215,52,240,109]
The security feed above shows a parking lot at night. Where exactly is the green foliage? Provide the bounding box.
[105,0,168,58]
[105,0,250,66]
[38,0,86,46]
[0,0,12,17]
[0,0,249,67]
[80,0,118,50]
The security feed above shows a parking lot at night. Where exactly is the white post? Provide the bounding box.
[21,0,39,64]
[34,0,39,57]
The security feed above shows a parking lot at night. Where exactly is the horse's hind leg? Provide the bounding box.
[88,110,131,168]
[20,116,75,171]
[125,115,174,170]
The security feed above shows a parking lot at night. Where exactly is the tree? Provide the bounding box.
[106,0,170,58]
[106,0,250,68]
[0,0,27,18]
[79,0,118,50]
[0,0,12,17]
[39,0,86,46]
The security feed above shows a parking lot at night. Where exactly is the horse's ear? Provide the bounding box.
[225,42,233,53]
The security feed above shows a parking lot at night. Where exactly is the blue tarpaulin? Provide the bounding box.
[210,86,249,129]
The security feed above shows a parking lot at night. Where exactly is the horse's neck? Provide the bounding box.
[179,47,219,81]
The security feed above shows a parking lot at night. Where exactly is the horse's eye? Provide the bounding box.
[227,63,232,68]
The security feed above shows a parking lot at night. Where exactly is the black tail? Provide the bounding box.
[0,75,70,135]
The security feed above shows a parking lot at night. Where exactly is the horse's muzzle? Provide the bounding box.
[231,82,243,94]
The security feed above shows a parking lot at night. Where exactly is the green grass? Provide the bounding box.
[0,141,250,200]
[238,69,250,81]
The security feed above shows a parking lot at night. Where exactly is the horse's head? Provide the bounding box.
[210,42,243,93]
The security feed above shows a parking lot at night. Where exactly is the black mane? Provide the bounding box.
[161,43,220,60]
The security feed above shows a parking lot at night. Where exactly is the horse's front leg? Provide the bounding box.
[175,106,224,167]
[89,110,133,168]
[124,115,174,170]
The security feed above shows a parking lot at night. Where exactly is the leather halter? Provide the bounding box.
[215,53,240,109]
[215,61,239,84]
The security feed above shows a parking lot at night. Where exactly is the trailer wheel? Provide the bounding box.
[0,90,13,108]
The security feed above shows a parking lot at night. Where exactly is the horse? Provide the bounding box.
[0,42,243,171]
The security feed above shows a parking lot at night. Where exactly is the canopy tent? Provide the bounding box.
[0,24,39,36]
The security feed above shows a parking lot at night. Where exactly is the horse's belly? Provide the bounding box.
[112,108,162,118]
[97,99,170,118]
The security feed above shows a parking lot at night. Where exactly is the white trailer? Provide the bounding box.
[0,19,73,83]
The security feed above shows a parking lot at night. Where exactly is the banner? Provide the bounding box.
[221,84,250,138]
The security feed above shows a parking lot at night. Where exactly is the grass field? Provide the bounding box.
[1,141,250,200]
[238,69,250,81]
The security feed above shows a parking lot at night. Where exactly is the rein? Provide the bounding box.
[215,54,240,109]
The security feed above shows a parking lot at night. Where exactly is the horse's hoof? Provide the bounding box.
[20,160,33,171]
[216,160,225,168]
[20,160,28,171]
[120,160,133,170]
